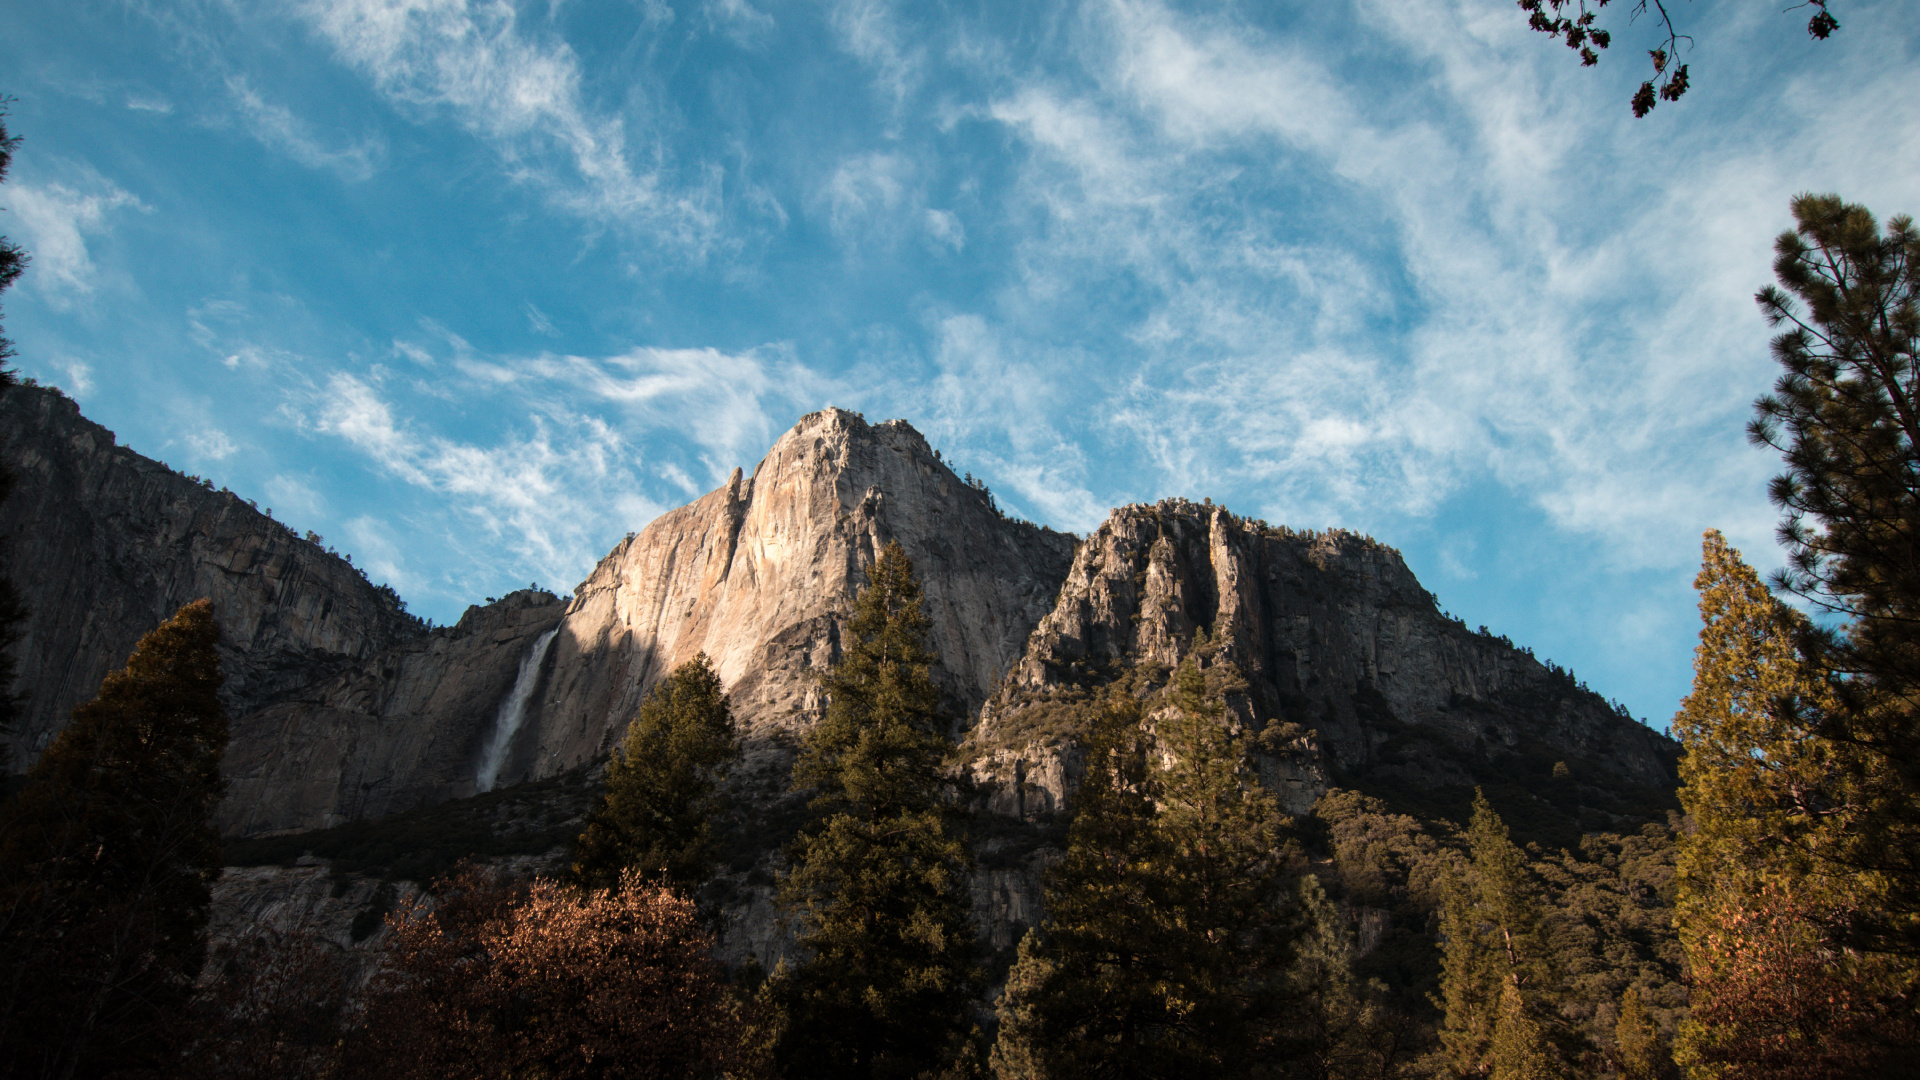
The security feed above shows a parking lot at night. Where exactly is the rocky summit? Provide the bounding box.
[1,383,1677,960]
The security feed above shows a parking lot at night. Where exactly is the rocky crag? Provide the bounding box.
[967,502,1676,829]
[0,386,424,768]
[3,385,1678,966]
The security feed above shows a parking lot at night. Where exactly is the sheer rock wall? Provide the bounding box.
[967,501,1677,828]
[0,386,423,770]
[510,409,1078,798]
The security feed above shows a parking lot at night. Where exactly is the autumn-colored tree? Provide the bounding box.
[354,866,754,1079]
[772,542,980,1079]
[0,599,229,1079]
[569,652,738,895]
[1437,791,1571,1077]
[1675,882,1917,1079]
[991,656,1297,1078]
[1672,532,1917,1075]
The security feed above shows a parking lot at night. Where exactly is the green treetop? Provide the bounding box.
[1489,979,1563,1080]
[1438,791,1569,1077]
[992,653,1297,1078]
[569,652,739,896]
[1747,194,1920,959]
[1672,531,1846,919]
[990,689,1170,1080]
[1670,531,1917,1074]
[1612,986,1669,1080]
[772,542,979,1080]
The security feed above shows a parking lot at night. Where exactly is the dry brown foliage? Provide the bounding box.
[1681,882,1919,1079]
[352,865,756,1079]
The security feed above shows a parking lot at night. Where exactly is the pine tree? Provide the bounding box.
[1671,531,1845,920]
[1612,986,1669,1080]
[1438,791,1568,1077]
[1488,980,1561,1080]
[990,689,1170,1079]
[772,542,980,1080]
[0,599,229,1078]
[990,655,1295,1078]
[569,652,738,895]
[1437,867,1500,1072]
[1280,873,1399,1080]
[1747,194,1920,957]
[1153,653,1293,1066]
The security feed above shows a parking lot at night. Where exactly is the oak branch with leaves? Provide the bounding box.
[1518,0,1840,117]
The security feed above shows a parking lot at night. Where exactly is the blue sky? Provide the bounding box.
[2,0,1915,728]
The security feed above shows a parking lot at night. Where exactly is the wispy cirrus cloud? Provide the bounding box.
[299,0,720,245]
[5,171,146,302]
[941,0,1917,573]
[225,76,383,180]
[300,343,837,595]
[309,370,647,581]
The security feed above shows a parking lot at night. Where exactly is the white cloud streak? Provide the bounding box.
[300,0,719,243]
[959,0,1919,570]
[5,176,146,301]
[226,76,382,180]
[303,343,834,591]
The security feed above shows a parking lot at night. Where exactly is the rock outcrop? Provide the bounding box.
[967,501,1677,829]
[508,409,1078,798]
[0,385,425,769]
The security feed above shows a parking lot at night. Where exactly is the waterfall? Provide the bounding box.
[476,627,559,794]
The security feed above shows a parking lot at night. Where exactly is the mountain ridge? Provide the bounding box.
[2,384,1675,858]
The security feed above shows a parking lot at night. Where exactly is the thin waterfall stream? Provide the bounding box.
[476,627,559,793]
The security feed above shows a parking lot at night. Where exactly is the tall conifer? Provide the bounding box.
[0,599,229,1078]
[1747,194,1920,956]
[1672,531,1844,920]
[1671,531,1916,1074]
[569,652,738,896]
[1612,986,1668,1080]
[1438,792,1568,1077]
[990,690,1170,1079]
[1489,981,1562,1080]
[991,654,1295,1078]
[772,542,979,1080]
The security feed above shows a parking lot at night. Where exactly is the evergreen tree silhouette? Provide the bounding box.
[569,652,737,896]
[771,542,980,1079]
[0,599,229,1078]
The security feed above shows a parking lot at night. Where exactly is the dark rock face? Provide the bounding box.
[218,591,568,837]
[969,501,1678,829]
[0,386,424,769]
